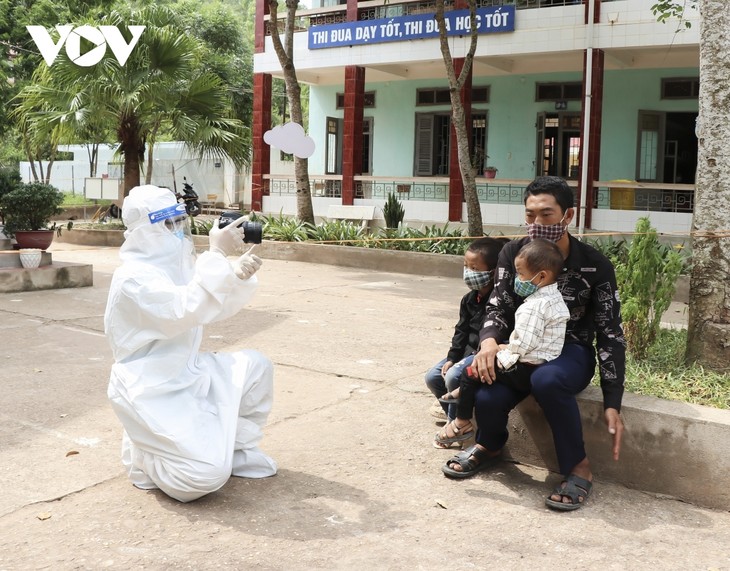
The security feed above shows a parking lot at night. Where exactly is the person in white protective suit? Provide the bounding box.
[104,185,277,503]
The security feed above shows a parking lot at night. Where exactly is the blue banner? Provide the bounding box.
[308,6,515,50]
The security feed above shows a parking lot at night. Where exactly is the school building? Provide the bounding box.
[252,0,700,235]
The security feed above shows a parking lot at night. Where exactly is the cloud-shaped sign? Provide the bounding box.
[263,122,315,159]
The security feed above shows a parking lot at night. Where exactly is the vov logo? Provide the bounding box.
[27,25,146,67]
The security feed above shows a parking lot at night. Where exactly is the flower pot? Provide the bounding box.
[13,230,54,251]
[484,169,498,179]
[18,248,42,269]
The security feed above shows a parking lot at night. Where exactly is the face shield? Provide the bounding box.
[148,202,196,272]
[149,203,192,241]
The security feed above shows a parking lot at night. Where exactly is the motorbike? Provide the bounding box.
[176,177,201,217]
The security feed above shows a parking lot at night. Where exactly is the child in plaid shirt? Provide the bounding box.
[435,238,569,446]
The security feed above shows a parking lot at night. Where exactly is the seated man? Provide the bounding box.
[105,185,276,502]
[443,176,625,512]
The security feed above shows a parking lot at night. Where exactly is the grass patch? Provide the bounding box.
[594,329,730,409]
[72,221,126,230]
[61,193,99,207]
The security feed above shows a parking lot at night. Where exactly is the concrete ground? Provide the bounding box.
[1,242,728,571]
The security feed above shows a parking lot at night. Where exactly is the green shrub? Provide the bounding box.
[305,219,368,245]
[614,217,683,359]
[0,182,64,236]
[0,167,22,223]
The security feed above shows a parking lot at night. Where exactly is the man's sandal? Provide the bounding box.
[442,445,502,479]
[434,420,474,445]
[544,474,593,511]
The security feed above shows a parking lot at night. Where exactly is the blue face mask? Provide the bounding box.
[513,273,541,297]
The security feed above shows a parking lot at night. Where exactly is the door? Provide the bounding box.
[636,111,664,182]
[636,110,697,211]
[536,112,581,179]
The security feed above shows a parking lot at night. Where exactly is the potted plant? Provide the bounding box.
[382,192,405,230]
[484,166,498,179]
[0,182,65,250]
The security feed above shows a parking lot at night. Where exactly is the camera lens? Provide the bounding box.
[242,221,263,244]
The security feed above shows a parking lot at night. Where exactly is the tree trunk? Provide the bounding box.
[86,143,99,178]
[22,136,39,182]
[145,121,161,185]
[435,0,483,237]
[267,0,315,225]
[44,157,55,185]
[119,113,142,196]
[685,0,730,369]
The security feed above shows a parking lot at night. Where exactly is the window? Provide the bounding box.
[661,77,700,99]
[361,118,373,175]
[416,86,490,106]
[336,91,376,109]
[414,112,488,176]
[324,117,373,175]
[325,117,342,175]
[536,82,583,102]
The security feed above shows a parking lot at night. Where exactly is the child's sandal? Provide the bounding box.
[435,420,474,445]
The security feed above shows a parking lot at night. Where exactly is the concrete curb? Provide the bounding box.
[509,387,730,511]
[57,229,465,277]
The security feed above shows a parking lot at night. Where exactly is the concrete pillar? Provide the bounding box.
[448,58,472,222]
[342,66,365,205]
[254,0,269,54]
[580,48,604,229]
[252,73,272,212]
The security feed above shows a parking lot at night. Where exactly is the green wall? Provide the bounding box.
[307,67,698,180]
[600,67,698,180]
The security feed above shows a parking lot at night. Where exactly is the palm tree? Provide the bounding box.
[14,6,249,196]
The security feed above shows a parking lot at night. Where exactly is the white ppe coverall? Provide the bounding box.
[104,185,276,503]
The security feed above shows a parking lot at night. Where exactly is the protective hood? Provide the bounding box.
[120,185,195,282]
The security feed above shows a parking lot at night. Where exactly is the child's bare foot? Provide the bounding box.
[435,418,474,444]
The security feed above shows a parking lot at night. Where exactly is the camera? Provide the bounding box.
[218,211,263,244]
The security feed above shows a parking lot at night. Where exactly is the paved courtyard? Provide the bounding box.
[0,243,728,570]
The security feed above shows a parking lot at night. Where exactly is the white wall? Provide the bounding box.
[21,142,249,207]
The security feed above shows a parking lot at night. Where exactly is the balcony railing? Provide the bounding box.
[593,181,695,213]
[265,174,696,214]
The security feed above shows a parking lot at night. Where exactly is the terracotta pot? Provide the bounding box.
[13,230,54,251]
[484,169,498,179]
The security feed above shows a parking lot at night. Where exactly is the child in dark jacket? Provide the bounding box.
[434,238,569,447]
[424,237,507,448]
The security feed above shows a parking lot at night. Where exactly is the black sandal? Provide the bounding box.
[545,474,593,511]
[442,445,501,479]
